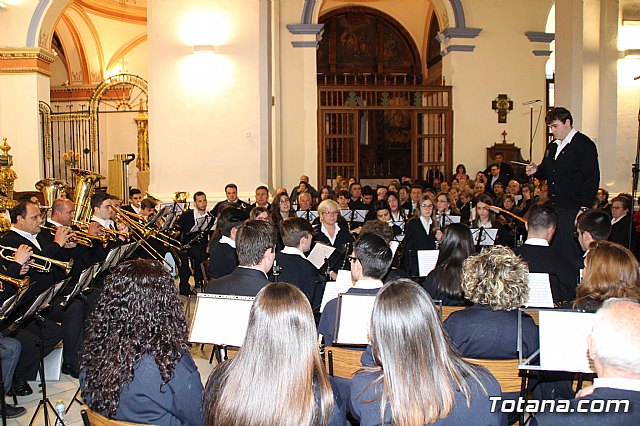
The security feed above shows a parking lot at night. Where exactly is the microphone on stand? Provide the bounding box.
[522,99,542,106]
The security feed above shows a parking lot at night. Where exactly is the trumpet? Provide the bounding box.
[40,224,93,247]
[0,245,74,275]
[0,273,30,292]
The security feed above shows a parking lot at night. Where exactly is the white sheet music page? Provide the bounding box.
[539,310,596,373]
[320,280,353,312]
[307,243,336,269]
[335,293,376,345]
[417,250,439,277]
[389,241,400,257]
[525,273,554,308]
[189,294,254,346]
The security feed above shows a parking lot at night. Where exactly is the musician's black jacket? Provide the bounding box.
[533,131,600,210]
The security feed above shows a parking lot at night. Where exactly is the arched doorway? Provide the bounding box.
[316,6,453,187]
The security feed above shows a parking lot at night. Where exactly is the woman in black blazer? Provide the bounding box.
[312,199,354,273]
[401,194,442,276]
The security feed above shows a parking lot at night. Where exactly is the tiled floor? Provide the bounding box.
[4,292,215,426]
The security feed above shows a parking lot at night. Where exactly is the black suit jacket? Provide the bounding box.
[207,236,238,279]
[609,214,633,249]
[515,243,578,303]
[275,251,321,307]
[401,217,437,275]
[534,131,600,209]
[121,204,136,214]
[205,266,268,297]
[312,224,354,272]
[210,199,250,218]
[177,209,213,246]
[0,230,63,305]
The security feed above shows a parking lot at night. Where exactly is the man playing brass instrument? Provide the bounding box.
[0,201,85,392]
[177,191,212,295]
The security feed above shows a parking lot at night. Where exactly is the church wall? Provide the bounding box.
[147,0,270,202]
[443,0,552,177]
[0,0,37,47]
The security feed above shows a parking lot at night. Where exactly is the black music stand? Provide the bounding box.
[7,279,69,426]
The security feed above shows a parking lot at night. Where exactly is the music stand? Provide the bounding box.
[6,280,69,426]
[333,293,376,346]
[189,294,254,363]
[121,240,143,261]
[145,205,171,230]
[470,227,497,246]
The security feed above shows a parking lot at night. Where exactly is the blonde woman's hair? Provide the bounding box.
[461,245,529,311]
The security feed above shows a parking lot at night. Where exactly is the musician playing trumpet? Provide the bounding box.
[0,201,85,389]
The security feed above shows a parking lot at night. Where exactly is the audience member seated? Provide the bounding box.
[572,240,640,313]
[515,205,578,304]
[608,195,633,249]
[593,187,611,216]
[453,163,470,183]
[532,299,640,425]
[80,259,203,426]
[350,279,504,426]
[206,220,276,297]
[515,183,534,218]
[445,245,539,359]
[204,283,344,425]
[421,223,475,306]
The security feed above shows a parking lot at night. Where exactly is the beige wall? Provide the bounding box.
[147,0,270,202]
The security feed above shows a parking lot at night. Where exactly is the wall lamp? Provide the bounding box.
[0,2,7,9]
[194,45,215,54]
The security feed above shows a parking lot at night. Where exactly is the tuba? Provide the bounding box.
[71,168,105,223]
[35,178,68,209]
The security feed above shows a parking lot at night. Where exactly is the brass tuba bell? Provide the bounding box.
[71,168,105,223]
[35,178,69,209]
[173,192,190,203]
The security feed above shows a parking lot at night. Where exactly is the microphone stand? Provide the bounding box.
[628,77,640,251]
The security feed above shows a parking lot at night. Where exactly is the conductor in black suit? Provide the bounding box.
[514,205,578,304]
[527,107,600,267]
[276,217,321,308]
[205,220,276,297]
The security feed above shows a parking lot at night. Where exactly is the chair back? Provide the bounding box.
[463,358,524,393]
[324,346,363,379]
[441,306,467,322]
[81,407,154,426]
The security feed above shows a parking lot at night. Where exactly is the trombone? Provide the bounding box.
[72,220,130,241]
[0,273,30,292]
[0,245,74,275]
[40,224,94,248]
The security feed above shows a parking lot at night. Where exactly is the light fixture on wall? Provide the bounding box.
[624,49,640,59]
[0,2,7,9]
[193,45,215,54]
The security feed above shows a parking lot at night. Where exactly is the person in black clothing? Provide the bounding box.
[400,184,423,217]
[207,206,248,279]
[608,195,633,250]
[313,199,354,276]
[484,152,513,183]
[526,107,600,267]
[515,204,578,304]
[121,188,142,214]
[210,183,250,217]
[206,220,276,297]
[470,194,510,248]
[176,191,212,295]
[276,217,321,308]
[421,223,474,306]
[401,194,442,276]
[575,209,612,271]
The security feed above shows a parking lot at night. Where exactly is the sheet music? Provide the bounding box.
[525,273,554,308]
[189,294,255,346]
[295,210,319,223]
[470,228,498,246]
[306,243,336,269]
[189,215,211,234]
[320,280,353,312]
[539,310,596,373]
[392,220,406,233]
[389,241,400,257]
[441,215,461,225]
[334,293,376,345]
[351,210,369,223]
[340,210,352,221]
[417,250,439,277]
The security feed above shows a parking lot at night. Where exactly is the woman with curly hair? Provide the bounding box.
[80,259,203,425]
[204,282,343,425]
[573,240,640,312]
[350,279,502,425]
[444,245,538,359]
